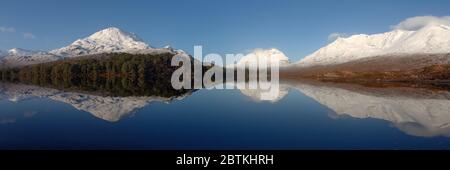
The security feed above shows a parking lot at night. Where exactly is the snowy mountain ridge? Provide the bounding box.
[8,48,47,56]
[0,48,61,68]
[0,27,178,67]
[296,24,450,67]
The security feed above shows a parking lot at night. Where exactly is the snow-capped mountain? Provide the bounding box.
[235,48,290,68]
[296,24,450,67]
[50,27,153,57]
[0,27,182,68]
[0,48,61,68]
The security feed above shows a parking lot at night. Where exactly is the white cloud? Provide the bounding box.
[392,16,450,31]
[23,32,36,39]
[328,32,348,41]
[0,26,15,33]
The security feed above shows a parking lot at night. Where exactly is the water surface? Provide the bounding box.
[1,80,450,149]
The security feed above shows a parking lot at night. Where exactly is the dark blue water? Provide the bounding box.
[1,81,450,149]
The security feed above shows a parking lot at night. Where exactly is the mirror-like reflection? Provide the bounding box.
[1,79,450,149]
[0,82,193,122]
[283,80,450,138]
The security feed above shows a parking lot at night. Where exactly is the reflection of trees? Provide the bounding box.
[0,53,195,97]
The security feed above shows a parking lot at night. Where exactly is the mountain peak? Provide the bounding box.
[51,27,151,57]
[237,48,290,67]
[87,27,145,43]
[98,27,122,32]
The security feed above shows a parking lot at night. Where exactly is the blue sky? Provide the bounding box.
[1,0,449,61]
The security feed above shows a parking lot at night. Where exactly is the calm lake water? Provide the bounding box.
[1,79,450,149]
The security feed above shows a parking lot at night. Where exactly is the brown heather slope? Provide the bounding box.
[281,53,450,83]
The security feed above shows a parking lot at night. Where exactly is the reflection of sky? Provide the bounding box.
[1,86,450,149]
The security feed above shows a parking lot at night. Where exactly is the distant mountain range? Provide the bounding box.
[0,27,292,69]
[0,48,61,67]
[285,23,450,81]
[0,27,181,68]
[1,22,450,81]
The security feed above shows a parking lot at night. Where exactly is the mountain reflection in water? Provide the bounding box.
[1,79,450,139]
[0,82,194,122]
